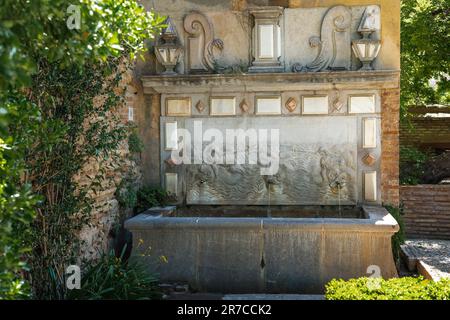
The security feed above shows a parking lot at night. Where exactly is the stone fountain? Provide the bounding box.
[125,1,401,293]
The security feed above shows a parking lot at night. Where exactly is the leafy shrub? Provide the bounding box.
[385,205,405,261]
[128,130,144,154]
[1,0,164,299]
[136,187,170,214]
[325,277,450,300]
[400,146,430,185]
[67,249,161,300]
[116,179,138,210]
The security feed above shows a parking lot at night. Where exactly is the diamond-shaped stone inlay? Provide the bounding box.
[332,97,344,113]
[285,97,297,113]
[362,153,377,166]
[196,100,205,113]
[240,99,249,113]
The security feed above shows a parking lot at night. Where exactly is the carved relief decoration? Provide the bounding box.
[331,91,344,113]
[196,100,206,113]
[186,144,356,205]
[362,153,377,166]
[240,99,249,113]
[285,97,297,113]
[184,11,224,73]
[292,6,351,72]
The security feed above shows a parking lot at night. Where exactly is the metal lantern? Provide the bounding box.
[352,6,381,71]
[351,31,381,71]
[154,17,183,75]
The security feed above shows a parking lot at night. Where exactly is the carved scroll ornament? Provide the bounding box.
[184,11,224,73]
[292,6,351,72]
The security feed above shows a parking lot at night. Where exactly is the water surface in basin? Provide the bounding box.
[170,206,365,219]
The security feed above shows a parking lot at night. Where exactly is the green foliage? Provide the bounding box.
[401,0,450,118]
[0,94,40,299]
[400,146,430,185]
[0,0,164,299]
[136,187,170,214]
[385,205,405,262]
[325,276,450,300]
[128,130,144,154]
[67,249,162,300]
[116,178,138,210]
[0,138,38,299]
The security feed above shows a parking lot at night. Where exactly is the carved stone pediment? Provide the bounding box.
[183,11,224,74]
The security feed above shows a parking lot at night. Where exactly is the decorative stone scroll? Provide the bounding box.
[184,11,224,73]
[292,6,351,72]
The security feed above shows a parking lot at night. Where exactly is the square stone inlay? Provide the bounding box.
[166,97,191,116]
[349,95,376,114]
[302,96,329,114]
[256,97,281,114]
[210,97,236,116]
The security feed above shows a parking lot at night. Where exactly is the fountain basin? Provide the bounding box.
[125,205,399,293]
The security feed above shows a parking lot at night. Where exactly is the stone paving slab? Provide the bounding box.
[401,239,450,281]
[167,293,325,300]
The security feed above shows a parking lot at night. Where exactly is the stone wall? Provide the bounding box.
[401,185,450,240]
[381,88,400,206]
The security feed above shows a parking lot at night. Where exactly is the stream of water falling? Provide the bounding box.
[338,184,342,218]
[267,186,272,218]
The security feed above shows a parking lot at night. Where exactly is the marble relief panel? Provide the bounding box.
[181,117,358,205]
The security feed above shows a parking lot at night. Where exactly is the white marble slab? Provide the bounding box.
[256,97,281,114]
[165,121,178,150]
[363,118,377,148]
[210,97,236,116]
[302,96,329,114]
[364,171,377,201]
[166,98,191,116]
[349,95,375,113]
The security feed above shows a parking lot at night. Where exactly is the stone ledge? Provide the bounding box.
[125,206,399,234]
[142,70,400,94]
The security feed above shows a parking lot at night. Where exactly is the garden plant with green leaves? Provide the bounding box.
[0,0,164,300]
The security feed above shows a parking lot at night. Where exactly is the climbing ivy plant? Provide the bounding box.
[0,0,164,299]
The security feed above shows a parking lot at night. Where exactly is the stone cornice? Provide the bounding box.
[141,70,400,94]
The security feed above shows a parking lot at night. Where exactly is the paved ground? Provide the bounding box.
[401,239,450,280]
[167,293,325,300]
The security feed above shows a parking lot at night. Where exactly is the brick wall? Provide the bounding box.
[400,118,450,151]
[401,185,450,240]
[381,88,400,206]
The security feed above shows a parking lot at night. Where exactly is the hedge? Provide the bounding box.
[325,277,450,300]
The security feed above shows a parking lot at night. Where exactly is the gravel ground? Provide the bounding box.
[402,239,450,279]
